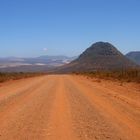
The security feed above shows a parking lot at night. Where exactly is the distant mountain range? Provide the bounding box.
[126,51,140,65]
[0,55,77,72]
[54,42,138,73]
[0,42,139,73]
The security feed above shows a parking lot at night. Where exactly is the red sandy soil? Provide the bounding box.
[0,75,139,140]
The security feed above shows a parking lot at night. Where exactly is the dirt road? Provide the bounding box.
[0,75,139,140]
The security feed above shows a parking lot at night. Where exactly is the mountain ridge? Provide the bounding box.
[54,42,138,73]
[126,51,140,65]
[0,55,77,72]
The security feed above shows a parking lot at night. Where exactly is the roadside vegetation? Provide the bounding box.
[74,69,140,83]
[0,72,46,83]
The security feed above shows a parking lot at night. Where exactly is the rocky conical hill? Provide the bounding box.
[55,42,137,73]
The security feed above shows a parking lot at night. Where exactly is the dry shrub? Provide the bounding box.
[0,72,46,83]
[74,68,140,83]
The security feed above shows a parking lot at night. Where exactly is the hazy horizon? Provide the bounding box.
[0,0,140,57]
[0,54,78,58]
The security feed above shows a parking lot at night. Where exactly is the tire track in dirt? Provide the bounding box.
[65,77,124,140]
[66,75,140,140]
[0,76,58,140]
[45,76,77,140]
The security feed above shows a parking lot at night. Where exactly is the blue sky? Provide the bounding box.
[0,0,140,57]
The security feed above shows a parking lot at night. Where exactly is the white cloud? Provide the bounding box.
[43,48,48,51]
